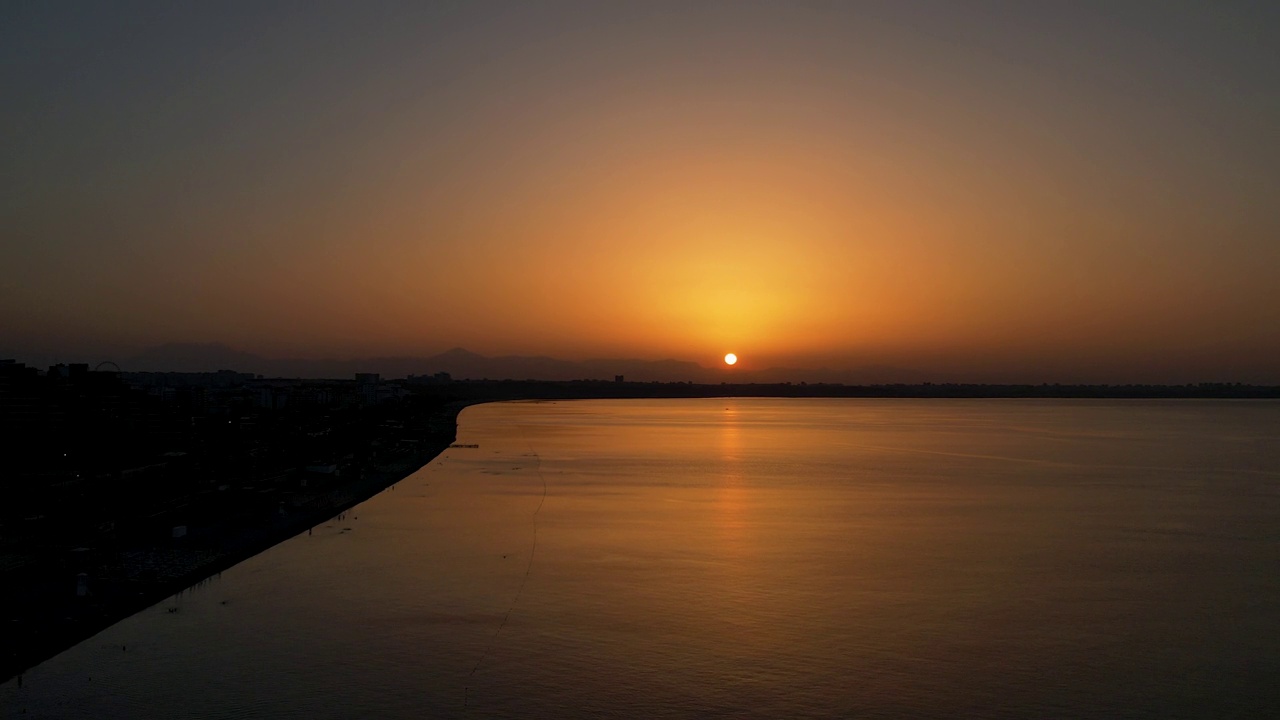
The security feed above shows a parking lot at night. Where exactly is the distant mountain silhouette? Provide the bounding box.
[123,343,921,384]
[130,343,270,373]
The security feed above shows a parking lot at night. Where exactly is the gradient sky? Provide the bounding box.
[3,1,1278,382]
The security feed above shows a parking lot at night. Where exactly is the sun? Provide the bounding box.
[724,353,737,366]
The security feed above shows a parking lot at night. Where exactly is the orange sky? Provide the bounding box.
[3,3,1278,382]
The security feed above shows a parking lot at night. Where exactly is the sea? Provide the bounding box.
[4,398,1279,719]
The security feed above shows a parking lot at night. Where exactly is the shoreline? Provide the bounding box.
[2,401,478,685]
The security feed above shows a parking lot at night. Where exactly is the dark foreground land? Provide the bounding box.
[2,363,1277,682]
[1,364,484,683]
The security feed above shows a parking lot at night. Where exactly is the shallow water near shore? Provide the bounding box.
[5,398,1280,718]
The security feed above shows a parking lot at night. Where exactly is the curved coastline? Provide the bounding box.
[2,400,483,685]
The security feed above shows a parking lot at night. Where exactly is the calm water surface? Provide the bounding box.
[5,399,1280,718]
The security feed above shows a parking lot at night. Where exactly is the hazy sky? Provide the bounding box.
[3,1,1278,382]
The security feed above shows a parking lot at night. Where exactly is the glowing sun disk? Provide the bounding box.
[724,353,738,365]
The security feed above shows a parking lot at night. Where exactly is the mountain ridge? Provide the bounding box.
[123,343,918,384]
